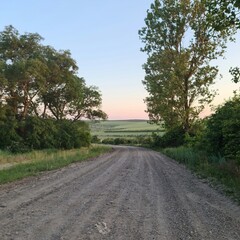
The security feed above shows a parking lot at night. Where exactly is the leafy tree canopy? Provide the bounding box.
[205,0,240,32]
[139,0,235,132]
[205,0,240,84]
[0,25,107,151]
[0,25,107,121]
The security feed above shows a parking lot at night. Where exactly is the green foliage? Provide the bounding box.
[91,135,101,144]
[229,67,240,83]
[0,115,91,152]
[0,146,111,184]
[21,117,57,149]
[55,120,90,149]
[205,0,240,32]
[101,136,152,146]
[184,119,207,148]
[102,137,134,145]
[205,1,240,88]
[139,0,234,132]
[203,94,240,162]
[0,116,24,152]
[163,146,204,168]
[162,146,240,203]
[0,25,107,152]
[151,126,185,148]
[0,26,106,121]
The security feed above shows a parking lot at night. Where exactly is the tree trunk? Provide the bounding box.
[184,78,190,133]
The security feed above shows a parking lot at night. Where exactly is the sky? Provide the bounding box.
[1,0,240,120]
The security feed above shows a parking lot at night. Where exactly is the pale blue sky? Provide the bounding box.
[1,1,240,119]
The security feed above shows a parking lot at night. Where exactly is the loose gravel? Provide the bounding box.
[0,146,239,239]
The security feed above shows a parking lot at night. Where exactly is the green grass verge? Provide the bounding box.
[162,146,240,204]
[0,146,111,185]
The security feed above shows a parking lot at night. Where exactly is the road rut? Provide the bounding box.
[0,146,239,239]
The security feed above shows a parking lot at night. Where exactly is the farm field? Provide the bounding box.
[89,120,163,139]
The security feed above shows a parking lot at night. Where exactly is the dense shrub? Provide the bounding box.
[137,136,152,146]
[151,126,185,148]
[0,116,91,152]
[203,94,240,161]
[180,119,207,149]
[101,137,150,146]
[91,135,101,143]
[20,117,57,150]
[101,138,131,145]
[55,120,90,149]
[0,117,25,152]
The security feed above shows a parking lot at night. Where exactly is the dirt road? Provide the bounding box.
[0,146,239,240]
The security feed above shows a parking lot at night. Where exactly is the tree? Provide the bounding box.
[205,0,240,32]
[0,25,107,122]
[0,25,107,151]
[0,60,7,117]
[39,46,80,120]
[0,25,47,120]
[139,0,234,132]
[39,46,107,121]
[229,66,240,84]
[205,0,240,83]
[70,84,108,121]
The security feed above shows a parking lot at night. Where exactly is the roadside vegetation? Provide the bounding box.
[0,26,107,153]
[137,0,240,203]
[163,147,240,202]
[0,145,110,184]
[147,90,240,204]
[0,26,110,183]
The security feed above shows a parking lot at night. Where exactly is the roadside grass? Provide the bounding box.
[162,146,240,204]
[0,145,111,185]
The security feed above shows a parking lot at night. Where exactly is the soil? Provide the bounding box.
[0,146,239,239]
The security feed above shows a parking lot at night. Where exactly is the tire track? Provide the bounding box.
[0,146,240,240]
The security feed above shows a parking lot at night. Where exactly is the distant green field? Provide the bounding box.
[89,120,163,139]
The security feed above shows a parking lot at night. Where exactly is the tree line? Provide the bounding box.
[0,26,107,152]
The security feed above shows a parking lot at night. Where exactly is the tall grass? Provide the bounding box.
[0,146,111,184]
[162,147,240,203]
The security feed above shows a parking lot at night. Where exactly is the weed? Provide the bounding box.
[0,146,111,184]
[162,147,240,204]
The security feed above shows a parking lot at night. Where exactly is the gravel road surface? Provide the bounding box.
[0,146,240,240]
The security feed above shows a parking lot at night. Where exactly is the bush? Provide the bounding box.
[0,116,25,152]
[152,126,185,148]
[101,137,129,145]
[55,120,90,149]
[101,138,115,145]
[101,137,140,145]
[91,135,101,143]
[184,120,206,148]
[0,116,91,152]
[203,93,240,162]
[20,117,57,150]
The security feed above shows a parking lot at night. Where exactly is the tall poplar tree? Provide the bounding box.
[139,0,236,131]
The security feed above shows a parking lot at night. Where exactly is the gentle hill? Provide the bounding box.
[89,120,163,139]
